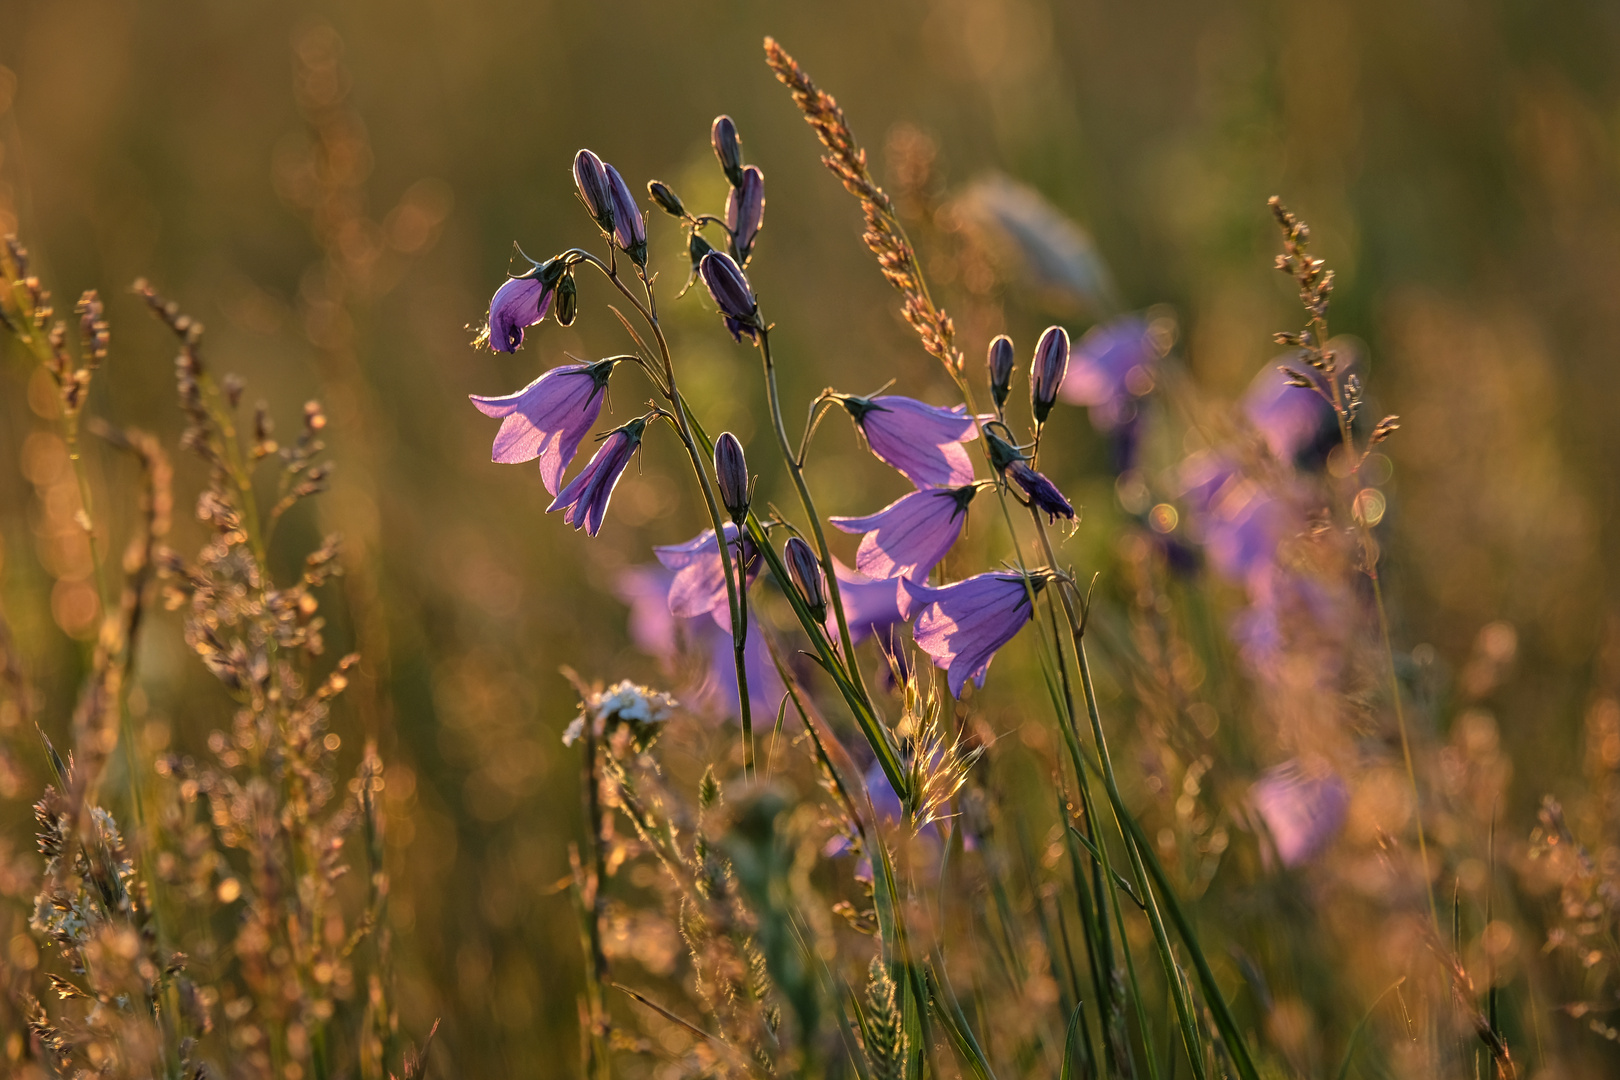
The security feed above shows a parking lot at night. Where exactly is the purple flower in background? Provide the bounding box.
[605,162,647,266]
[1005,459,1075,522]
[1179,452,1298,584]
[1243,360,1336,465]
[469,358,617,495]
[1251,760,1349,867]
[840,395,983,488]
[1030,325,1070,425]
[1059,316,1163,470]
[906,571,1046,696]
[827,559,906,644]
[699,252,759,342]
[654,523,760,632]
[546,415,647,536]
[573,149,615,233]
[485,274,554,353]
[727,165,765,263]
[615,564,680,663]
[700,619,785,726]
[830,484,978,585]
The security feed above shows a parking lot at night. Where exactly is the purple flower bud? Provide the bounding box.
[698,252,759,342]
[1030,325,1070,425]
[554,271,578,327]
[905,571,1047,696]
[1250,760,1349,867]
[713,432,751,524]
[573,149,615,234]
[987,335,1015,411]
[605,162,647,266]
[469,358,617,495]
[726,165,765,263]
[830,484,978,588]
[546,415,646,536]
[784,536,827,621]
[712,115,744,188]
[840,395,986,488]
[647,180,686,219]
[1006,459,1075,522]
[485,274,554,353]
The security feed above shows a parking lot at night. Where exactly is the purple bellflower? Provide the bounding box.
[616,564,681,663]
[469,358,618,495]
[1059,315,1162,471]
[699,252,759,342]
[573,149,615,233]
[485,274,554,354]
[727,165,765,263]
[546,414,647,536]
[1251,760,1349,867]
[1178,451,1297,584]
[839,395,984,488]
[1243,360,1337,465]
[700,618,786,726]
[830,484,979,587]
[984,426,1075,522]
[1030,325,1070,425]
[654,523,761,633]
[906,571,1049,696]
[605,162,647,266]
[826,559,907,644]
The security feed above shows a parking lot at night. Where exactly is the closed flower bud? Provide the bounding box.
[784,537,826,621]
[1030,325,1070,425]
[605,163,647,266]
[713,432,751,525]
[555,271,578,327]
[573,149,615,234]
[726,166,765,263]
[712,115,745,187]
[648,180,687,218]
[987,335,1015,412]
[699,252,759,342]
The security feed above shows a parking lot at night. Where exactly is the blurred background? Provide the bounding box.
[4,0,1620,1072]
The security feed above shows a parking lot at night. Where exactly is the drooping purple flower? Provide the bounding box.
[1030,325,1070,425]
[784,537,827,622]
[469,358,617,495]
[1250,760,1349,867]
[1243,360,1337,465]
[727,165,765,263]
[699,252,759,342]
[654,523,761,633]
[546,415,647,536]
[711,115,744,187]
[840,395,984,488]
[1006,459,1075,522]
[1178,451,1297,584]
[987,335,1015,412]
[700,617,786,727]
[485,274,554,354]
[713,432,752,524]
[906,571,1047,696]
[604,162,647,266]
[826,559,906,644]
[830,484,978,586]
[573,149,615,233]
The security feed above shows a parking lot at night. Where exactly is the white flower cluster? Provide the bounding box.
[563,680,679,746]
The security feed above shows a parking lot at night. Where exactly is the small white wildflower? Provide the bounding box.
[563,680,678,748]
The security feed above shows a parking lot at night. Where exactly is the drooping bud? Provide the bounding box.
[573,149,615,234]
[698,252,759,342]
[1030,325,1069,425]
[726,166,765,263]
[647,180,686,219]
[987,335,1015,412]
[714,432,751,525]
[784,537,826,622]
[555,271,578,327]
[711,115,744,188]
[604,163,647,266]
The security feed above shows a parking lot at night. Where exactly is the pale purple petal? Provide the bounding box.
[469,362,610,494]
[826,560,906,644]
[546,427,638,536]
[830,485,975,584]
[1251,760,1349,866]
[615,565,679,662]
[486,275,553,354]
[853,396,985,487]
[907,572,1038,696]
[654,523,759,632]
[1243,361,1335,462]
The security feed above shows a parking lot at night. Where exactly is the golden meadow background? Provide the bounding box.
[3,0,1620,1072]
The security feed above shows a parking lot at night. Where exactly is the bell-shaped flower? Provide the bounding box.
[485,274,554,354]
[469,358,618,495]
[1250,760,1349,867]
[1059,315,1164,470]
[654,523,760,633]
[906,571,1048,696]
[826,559,907,644]
[699,252,759,342]
[840,395,984,488]
[727,165,765,263]
[546,415,647,536]
[605,162,647,266]
[830,484,979,588]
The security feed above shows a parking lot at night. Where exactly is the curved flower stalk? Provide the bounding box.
[546,414,649,536]
[837,394,983,487]
[830,483,979,585]
[469,358,619,494]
